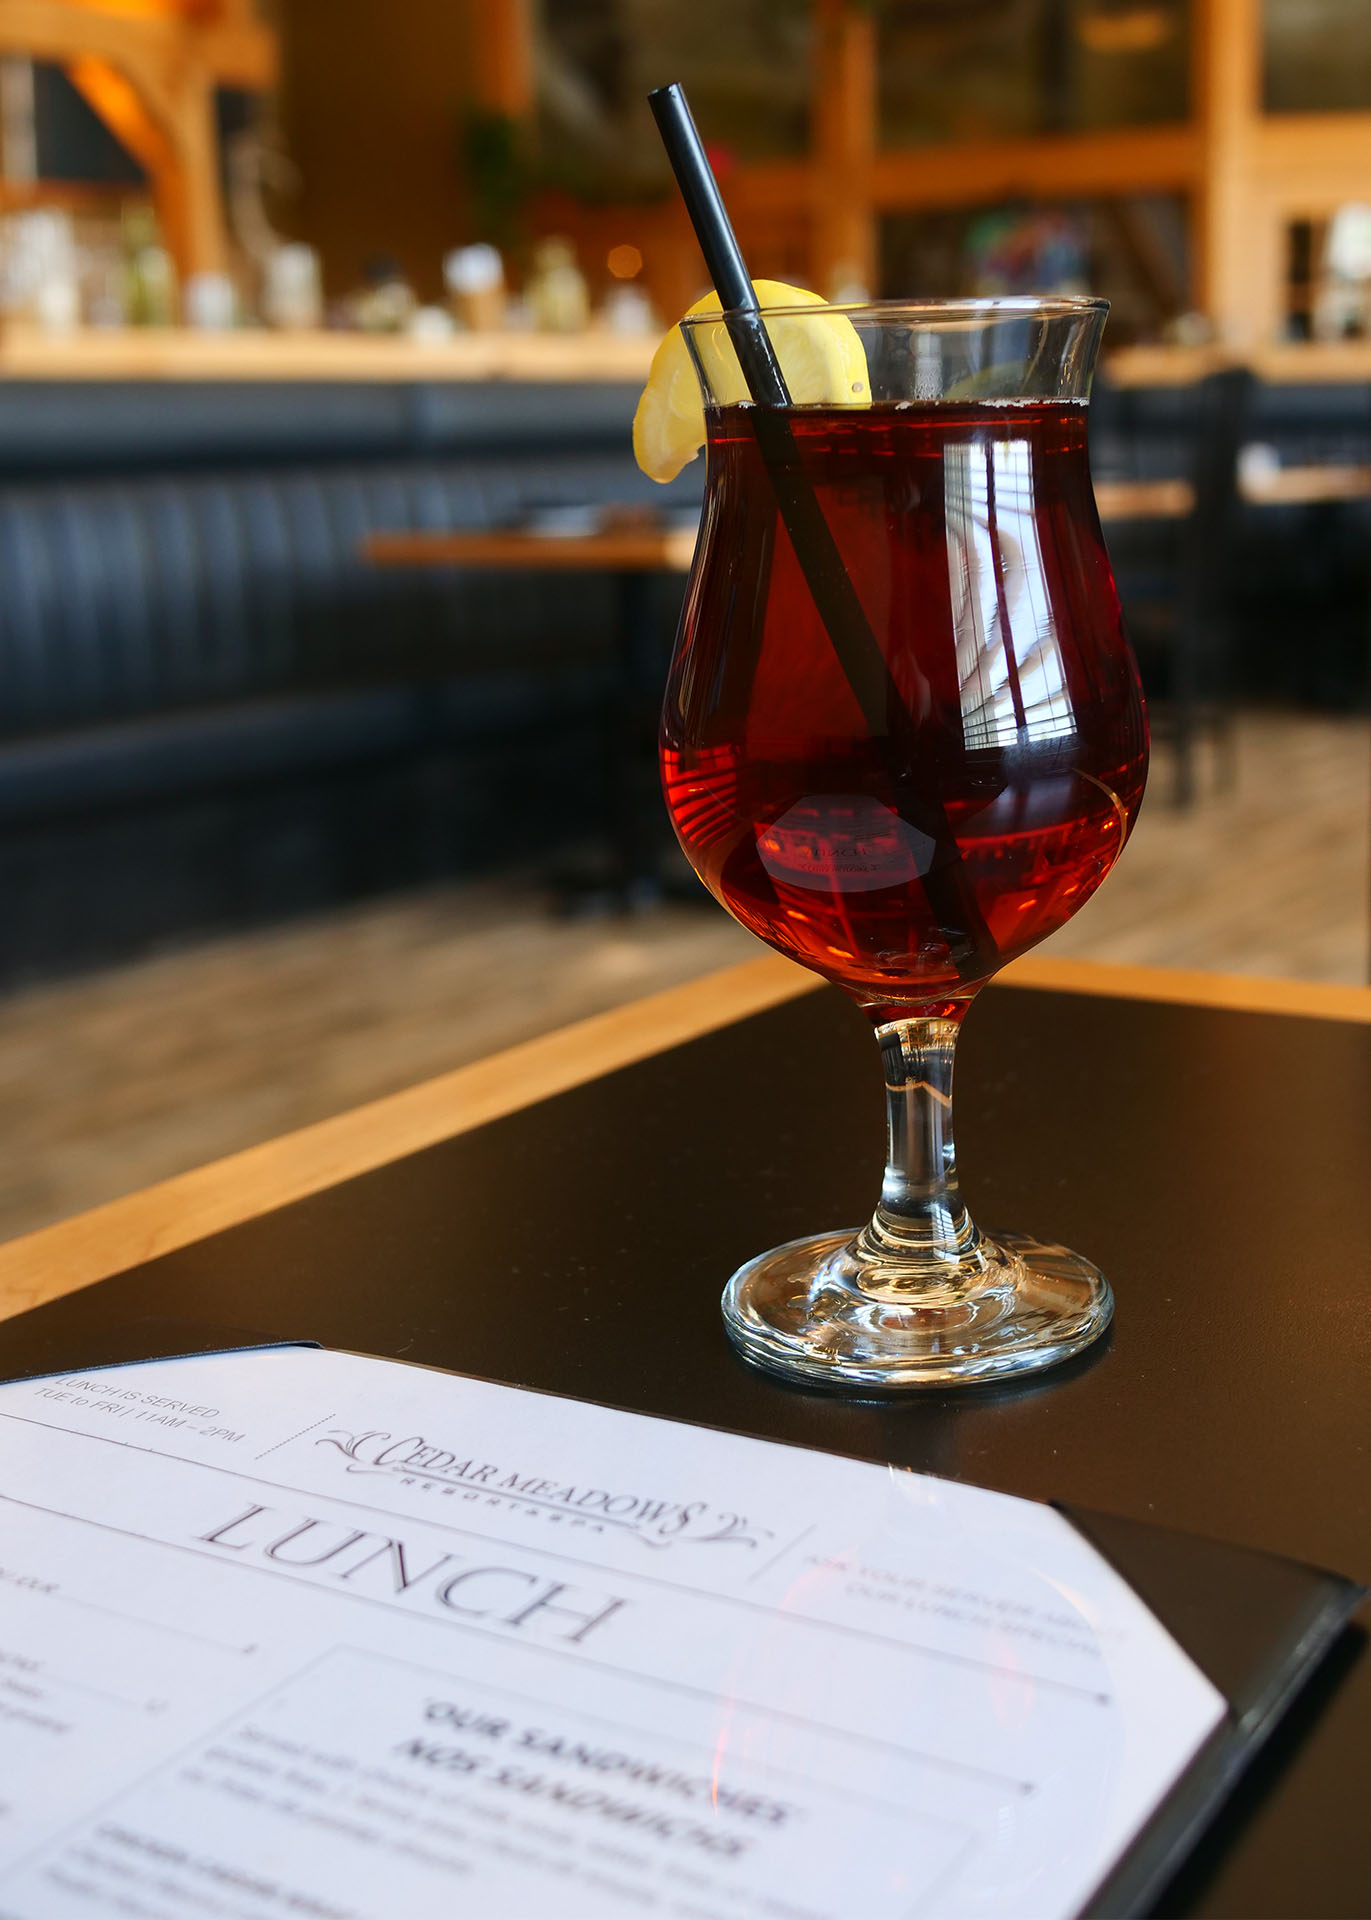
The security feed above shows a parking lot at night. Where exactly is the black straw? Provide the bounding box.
[647,83,994,977]
[647,87,790,408]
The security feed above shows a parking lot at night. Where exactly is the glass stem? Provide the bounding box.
[855,1013,981,1284]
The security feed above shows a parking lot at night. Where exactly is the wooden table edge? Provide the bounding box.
[1,953,1366,1326]
[1094,478,1194,521]
[362,529,697,571]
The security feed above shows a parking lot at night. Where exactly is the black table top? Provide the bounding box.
[3,979,1367,1918]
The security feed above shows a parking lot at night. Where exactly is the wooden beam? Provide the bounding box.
[65,53,189,265]
[1192,0,1267,345]
[0,0,172,110]
[0,175,129,209]
[469,0,534,120]
[170,70,229,274]
[0,0,270,280]
[727,160,812,216]
[196,12,276,87]
[1251,112,1371,206]
[0,0,273,87]
[811,0,875,297]
[63,51,229,277]
[870,123,1200,210]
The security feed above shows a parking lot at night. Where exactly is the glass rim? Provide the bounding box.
[678,294,1110,329]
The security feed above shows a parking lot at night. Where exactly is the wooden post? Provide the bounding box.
[174,73,231,276]
[1192,0,1269,345]
[65,55,184,267]
[65,55,230,278]
[470,0,535,120]
[811,0,876,299]
[0,0,274,282]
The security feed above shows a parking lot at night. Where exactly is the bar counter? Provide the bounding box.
[3,324,1371,390]
[0,323,657,384]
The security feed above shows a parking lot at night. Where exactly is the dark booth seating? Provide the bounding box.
[1091,373,1371,721]
[0,380,701,985]
[2,370,1366,986]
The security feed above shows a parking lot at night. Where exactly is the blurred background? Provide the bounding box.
[0,0,1365,1242]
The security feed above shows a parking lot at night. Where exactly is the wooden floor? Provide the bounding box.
[1035,709,1371,982]
[0,708,1365,1248]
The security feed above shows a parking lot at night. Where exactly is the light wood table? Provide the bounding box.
[371,499,1200,544]
[1094,477,1195,521]
[363,526,696,574]
[1240,462,1371,507]
[1092,465,1371,520]
[362,474,1371,553]
[1108,340,1371,388]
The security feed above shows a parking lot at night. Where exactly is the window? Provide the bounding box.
[537,0,812,200]
[878,0,1188,148]
[1264,0,1371,113]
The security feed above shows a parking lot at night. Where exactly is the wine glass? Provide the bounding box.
[661,297,1147,1390]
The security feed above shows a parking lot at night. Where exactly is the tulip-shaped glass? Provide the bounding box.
[662,298,1148,1389]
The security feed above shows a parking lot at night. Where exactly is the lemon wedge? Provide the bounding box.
[632,279,870,484]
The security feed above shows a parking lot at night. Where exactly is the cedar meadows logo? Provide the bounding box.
[315,1428,772,1552]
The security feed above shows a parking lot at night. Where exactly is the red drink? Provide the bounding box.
[662,399,1147,1022]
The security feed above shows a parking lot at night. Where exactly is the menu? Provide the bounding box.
[0,1345,1224,1919]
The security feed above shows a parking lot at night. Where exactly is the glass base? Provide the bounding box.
[721,1229,1113,1391]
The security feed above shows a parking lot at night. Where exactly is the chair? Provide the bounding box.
[1104,367,1256,807]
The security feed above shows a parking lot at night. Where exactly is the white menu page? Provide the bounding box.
[0,1346,1223,1920]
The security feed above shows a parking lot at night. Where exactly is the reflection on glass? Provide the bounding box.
[662,300,1149,1390]
[944,437,1076,752]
